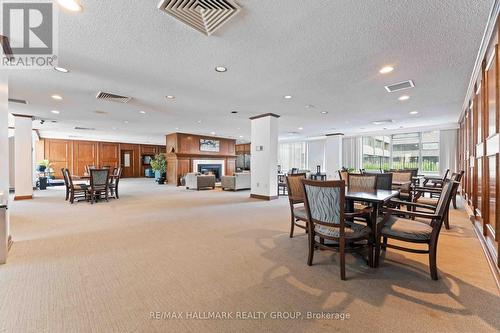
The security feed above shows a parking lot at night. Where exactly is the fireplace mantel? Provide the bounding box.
[165,132,237,185]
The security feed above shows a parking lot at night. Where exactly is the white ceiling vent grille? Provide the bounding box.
[8,98,28,104]
[96,91,132,103]
[158,0,241,36]
[384,80,415,93]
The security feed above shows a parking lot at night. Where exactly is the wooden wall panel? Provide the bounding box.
[120,143,141,178]
[99,142,119,169]
[44,139,72,178]
[73,141,98,177]
[459,19,500,270]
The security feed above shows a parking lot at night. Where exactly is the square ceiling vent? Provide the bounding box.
[384,80,415,93]
[158,0,241,36]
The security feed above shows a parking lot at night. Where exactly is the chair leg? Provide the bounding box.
[444,211,450,230]
[116,187,119,199]
[289,216,295,238]
[340,238,346,280]
[65,188,69,201]
[70,191,74,204]
[452,195,457,209]
[307,233,315,266]
[429,245,439,280]
[381,236,388,250]
[368,241,373,267]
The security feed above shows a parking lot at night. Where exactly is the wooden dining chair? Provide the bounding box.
[302,179,372,280]
[365,172,393,190]
[61,168,70,201]
[347,174,377,218]
[109,167,123,199]
[286,173,308,237]
[64,168,88,204]
[376,179,459,280]
[88,169,110,204]
[392,171,413,202]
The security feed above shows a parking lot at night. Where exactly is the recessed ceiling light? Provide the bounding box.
[298,127,303,130]
[51,94,63,100]
[398,95,410,101]
[210,132,216,135]
[124,120,129,124]
[320,111,328,114]
[175,127,179,130]
[139,110,146,114]
[239,135,243,138]
[305,104,315,109]
[379,66,394,74]
[215,66,227,72]
[166,95,176,100]
[237,127,241,130]
[54,66,69,73]
[51,110,60,114]
[197,120,202,124]
[112,127,118,130]
[283,95,292,100]
[57,0,83,12]
[409,111,419,115]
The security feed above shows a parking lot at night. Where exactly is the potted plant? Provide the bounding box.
[37,159,51,172]
[150,153,167,184]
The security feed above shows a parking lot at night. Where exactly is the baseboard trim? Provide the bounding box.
[14,195,32,201]
[463,199,500,291]
[250,194,278,200]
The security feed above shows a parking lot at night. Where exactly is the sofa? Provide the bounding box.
[185,173,216,190]
[221,172,251,191]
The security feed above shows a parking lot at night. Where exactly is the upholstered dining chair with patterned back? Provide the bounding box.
[89,169,110,204]
[347,174,377,218]
[377,179,459,280]
[285,173,308,237]
[392,171,413,201]
[302,180,372,280]
[338,170,348,182]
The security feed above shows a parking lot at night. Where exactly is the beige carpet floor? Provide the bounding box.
[0,178,499,333]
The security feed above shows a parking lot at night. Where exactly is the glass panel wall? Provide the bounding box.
[362,131,440,174]
[362,136,390,171]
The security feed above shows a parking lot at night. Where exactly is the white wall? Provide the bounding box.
[0,75,9,264]
[325,134,343,179]
[250,115,278,198]
[14,116,33,199]
[8,136,14,189]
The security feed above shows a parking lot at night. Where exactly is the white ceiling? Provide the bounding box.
[6,0,494,144]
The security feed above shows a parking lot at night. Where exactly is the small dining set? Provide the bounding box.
[61,165,123,204]
[285,169,463,280]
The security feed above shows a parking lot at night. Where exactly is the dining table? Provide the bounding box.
[345,187,400,267]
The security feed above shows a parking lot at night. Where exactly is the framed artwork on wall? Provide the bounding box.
[200,139,220,152]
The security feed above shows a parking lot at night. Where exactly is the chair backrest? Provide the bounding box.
[366,172,393,190]
[64,168,76,188]
[291,168,299,174]
[442,169,450,181]
[286,173,307,202]
[433,179,459,223]
[338,170,348,181]
[90,169,109,189]
[61,168,69,187]
[450,171,464,197]
[392,171,412,182]
[302,180,346,234]
[347,174,377,191]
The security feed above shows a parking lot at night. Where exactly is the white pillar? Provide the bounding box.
[14,115,33,200]
[0,74,9,264]
[250,113,279,200]
[325,133,344,179]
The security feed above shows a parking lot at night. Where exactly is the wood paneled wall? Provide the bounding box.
[166,133,236,185]
[40,138,165,178]
[459,19,500,270]
[235,143,250,154]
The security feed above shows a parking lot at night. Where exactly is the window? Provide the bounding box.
[362,136,390,171]
[362,131,440,174]
[278,142,306,172]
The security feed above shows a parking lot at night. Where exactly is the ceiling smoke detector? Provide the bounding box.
[158,0,242,36]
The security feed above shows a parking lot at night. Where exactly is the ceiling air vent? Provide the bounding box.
[384,80,415,93]
[8,98,28,104]
[96,91,132,103]
[158,0,242,36]
[74,126,96,131]
[372,119,394,125]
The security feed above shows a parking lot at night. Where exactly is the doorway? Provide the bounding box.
[121,150,134,178]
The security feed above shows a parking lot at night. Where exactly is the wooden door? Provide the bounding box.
[121,150,134,178]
